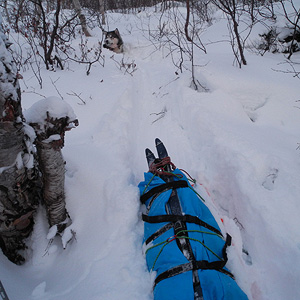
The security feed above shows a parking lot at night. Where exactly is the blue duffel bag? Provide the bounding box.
[138,147,248,300]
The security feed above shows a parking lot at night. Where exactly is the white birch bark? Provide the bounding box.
[99,0,106,25]
[72,0,92,36]
[0,18,41,265]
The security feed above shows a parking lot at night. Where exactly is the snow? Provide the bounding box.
[24,96,77,126]
[0,27,19,105]
[46,226,58,240]
[1,2,300,300]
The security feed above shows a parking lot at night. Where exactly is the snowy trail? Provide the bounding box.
[48,46,179,300]
[22,45,300,300]
[1,6,300,300]
[58,62,156,299]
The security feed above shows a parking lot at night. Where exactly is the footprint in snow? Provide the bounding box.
[262,168,278,191]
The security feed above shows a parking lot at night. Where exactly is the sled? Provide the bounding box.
[138,139,248,300]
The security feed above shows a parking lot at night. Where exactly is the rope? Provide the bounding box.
[188,186,205,202]
[149,237,175,270]
[142,172,156,195]
[142,168,205,203]
[179,168,196,185]
[149,157,176,176]
[169,172,206,203]
[146,229,225,270]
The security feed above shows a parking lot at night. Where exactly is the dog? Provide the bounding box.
[103,28,124,54]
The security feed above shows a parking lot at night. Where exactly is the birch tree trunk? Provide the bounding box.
[26,98,78,235]
[99,0,106,25]
[72,0,92,37]
[0,20,41,265]
[37,140,68,229]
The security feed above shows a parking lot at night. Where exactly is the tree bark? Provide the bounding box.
[45,0,61,69]
[233,19,247,66]
[99,0,106,25]
[0,28,41,265]
[27,102,78,234]
[212,0,247,66]
[37,140,68,228]
[185,0,192,42]
[72,0,92,37]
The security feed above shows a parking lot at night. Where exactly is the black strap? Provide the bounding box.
[222,234,232,261]
[154,260,234,288]
[142,213,223,237]
[145,222,174,245]
[140,180,189,204]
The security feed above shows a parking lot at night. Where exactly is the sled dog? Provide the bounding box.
[103,28,124,54]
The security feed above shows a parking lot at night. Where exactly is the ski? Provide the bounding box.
[155,138,182,215]
[145,148,156,168]
[155,138,171,183]
[154,138,203,299]
[155,138,169,162]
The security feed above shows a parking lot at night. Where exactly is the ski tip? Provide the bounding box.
[146,148,156,164]
[155,138,162,145]
[145,148,153,156]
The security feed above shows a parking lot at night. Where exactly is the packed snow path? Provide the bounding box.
[1,7,300,300]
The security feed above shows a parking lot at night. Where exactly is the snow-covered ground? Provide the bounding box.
[1,2,300,300]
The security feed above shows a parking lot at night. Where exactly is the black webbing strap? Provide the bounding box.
[142,213,223,237]
[140,180,189,204]
[145,222,174,245]
[154,259,234,288]
[222,233,232,261]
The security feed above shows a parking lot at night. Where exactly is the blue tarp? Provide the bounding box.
[139,169,248,300]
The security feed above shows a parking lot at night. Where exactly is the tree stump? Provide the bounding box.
[25,97,78,234]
